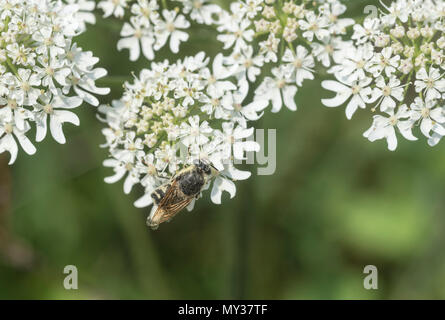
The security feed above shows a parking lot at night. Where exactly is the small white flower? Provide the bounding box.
[259,33,280,63]
[415,67,445,101]
[282,46,315,87]
[179,115,212,147]
[34,92,82,144]
[201,53,236,93]
[364,105,417,151]
[199,86,232,119]
[321,1,354,34]
[367,47,400,77]
[98,0,128,18]
[16,68,41,106]
[238,0,263,19]
[154,10,190,53]
[380,0,410,25]
[311,37,348,68]
[34,56,71,90]
[410,97,445,139]
[226,78,265,127]
[322,77,373,119]
[216,122,259,161]
[154,143,179,174]
[117,17,155,61]
[352,18,381,44]
[65,0,96,31]
[217,18,254,51]
[330,44,373,82]
[371,76,405,112]
[181,0,221,25]
[299,11,330,42]
[65,68,110,107]
[229,46,264,82]
[131,0,159,26]
[0,108,36,164]
[255,67,298,113]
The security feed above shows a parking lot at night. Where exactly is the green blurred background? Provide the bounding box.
[1,0,445,299]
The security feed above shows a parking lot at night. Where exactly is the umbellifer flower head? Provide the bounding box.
[99,0,222,61]
[0,0,110,164]
[322,0,445,150]
[99,52,262,220]
[215,0,354,114]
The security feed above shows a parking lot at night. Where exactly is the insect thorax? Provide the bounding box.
[177,170,205,197]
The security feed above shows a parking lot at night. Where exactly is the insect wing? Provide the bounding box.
[148,180,193,228]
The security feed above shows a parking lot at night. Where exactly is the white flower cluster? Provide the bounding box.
[98,0,221,61]
[214,0,354,113]
[0,0,109,164]
[65,0,97,31]
[322,0,445,150]
[99,52,261,216]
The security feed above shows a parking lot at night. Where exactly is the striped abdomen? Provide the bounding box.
[151,183,171,205]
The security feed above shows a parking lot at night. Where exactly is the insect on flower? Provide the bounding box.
[147,159,220,229]
[100,53,260,229]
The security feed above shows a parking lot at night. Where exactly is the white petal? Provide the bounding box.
[169,31,188,53]
[117,37,140,61]
[36,114,48,142]
[50,116,66,144]
[60,96,83,109]
[432,124,445,136]
[420,118,433,138]
[295,69,314,87]
[431,108,445,123]
[322,80,350,93]
[186,199,196,212]
[345,95,361,119]
[283,86,297,111]
[270,89,282,113]
[74,87,99,106]
[416,68,428,80]
[141,37,155,60]
[210,177,236,204]
[104,168,126,184]
[386,128,398,151]
[123,174,138,194]
[398,121,417,141]
[15,130,36,155]
[228,166,251,181]
[120,22,135,37]
[0,134,18,164]
[241,140,260,152]
[381,96,396,111]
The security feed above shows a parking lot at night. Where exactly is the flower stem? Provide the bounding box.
[5,58,19,78]
[96,75,131,87]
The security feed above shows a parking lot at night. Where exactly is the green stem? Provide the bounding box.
[96,75,131,87]
[287,41,295,54]
[254,31,269,38]
[5,58,19,77]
